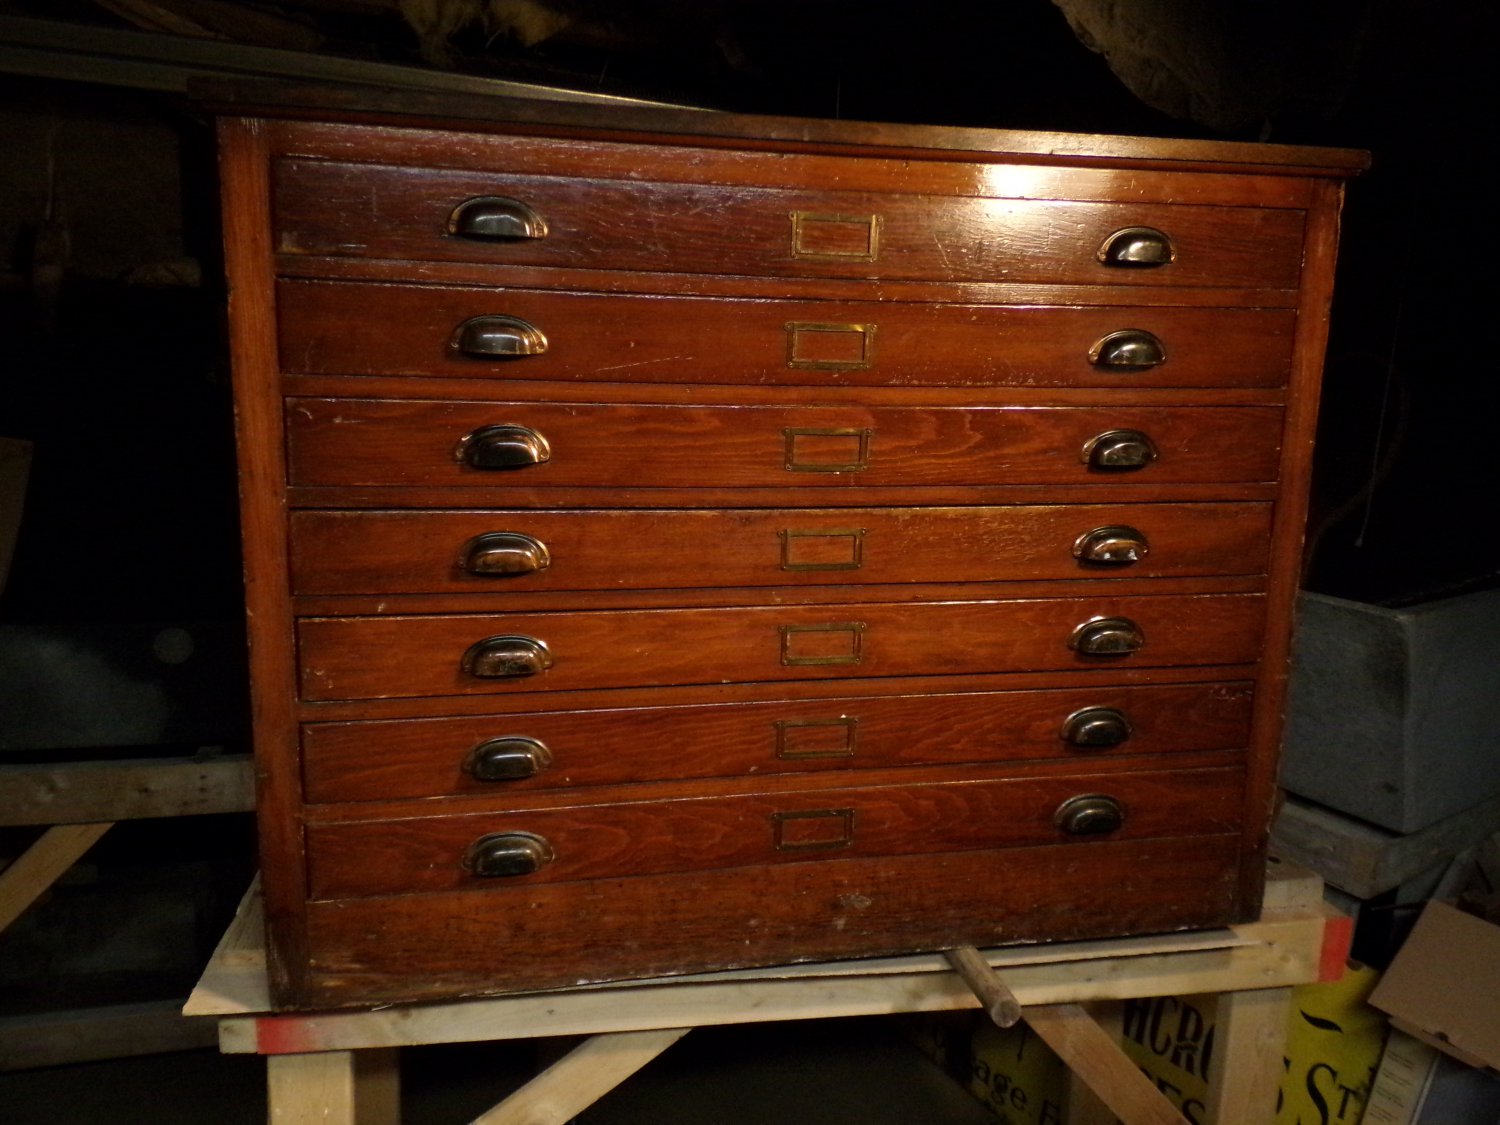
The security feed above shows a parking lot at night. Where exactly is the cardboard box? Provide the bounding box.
[1282,589,1500,833]
[1369,900,1500,1071]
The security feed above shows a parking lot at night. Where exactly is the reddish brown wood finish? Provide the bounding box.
[274,158,1306,289]
[301,835,1244,1006]
[299,680,1254,802]
[213,93,1359,1010]
[296,593,1266,701]
[277,280,1296,389]
[289,503,1272,594]
[305,764,1244,898]
[284,398,1284,490]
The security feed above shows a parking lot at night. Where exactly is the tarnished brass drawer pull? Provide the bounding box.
[461,635,553,678]
[465,736,552,781]
[1089,329,1166,370]
[1097,227,1174,268]
[451,315,549,359]
[460,531,551,576]
[1054,794,1126,835]
[447,196,548,241]
[1073,525,1149,565]
[1061,707,1132,749]
[1080,429,1158,472]
[465,831,554,877]
[459,424,551,470]
[1069,616,1145,657]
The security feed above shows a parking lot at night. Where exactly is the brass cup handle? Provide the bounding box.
[465,736,552,781]
[462,635,553,678]
[1061,707,1132,749]
[459,424,551,471]
[465,831,555,877]
[451,315,549,359]
[1089,329,1166,370]
[460,531,551,576]
[1081,429,1158,472]
[1073,525,1149,565]
[1055,794,1126,836]
[1097,227,1174,268]
[1069,616,1145,657]
[447,196,549,241]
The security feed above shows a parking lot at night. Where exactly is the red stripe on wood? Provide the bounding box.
[254,1015,322,1055]
[1317,913,1354,982]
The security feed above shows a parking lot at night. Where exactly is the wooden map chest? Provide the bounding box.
[214,90,1363,1009]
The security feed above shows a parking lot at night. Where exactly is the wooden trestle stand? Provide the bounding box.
[185,859,1349,1125]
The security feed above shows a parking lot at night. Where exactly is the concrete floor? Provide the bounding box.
[0,1015,998,1124]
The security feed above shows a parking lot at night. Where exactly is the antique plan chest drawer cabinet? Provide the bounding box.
[214,89,1365,1010]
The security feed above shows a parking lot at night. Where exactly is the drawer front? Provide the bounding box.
[285,399,1284,491]
[304,764,1245,898]
[273,159,1305,289]
[301,681,1255,802]
[301,834,1244,1004]
[296,593,1266,701]
[277,280,1296,389]
[290,503,1274,594]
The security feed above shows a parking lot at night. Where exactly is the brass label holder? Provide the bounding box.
[780,622,867,666]
[772,808,857,851]
[790,211,883,262]
[779,527,867,571]
[775,716,859,759]
[783,427,873,473]
[785,322,877,371]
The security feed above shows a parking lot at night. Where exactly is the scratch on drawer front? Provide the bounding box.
[594,355,688,373]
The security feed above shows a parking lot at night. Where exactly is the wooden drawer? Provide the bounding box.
[301,681,1254,803]
[301,834,1245,1005]
[304,763,1245,898]
[296,592,1266,701]
[276,280,1296,389]
[290,503,1273,595]
[273,159,1306,289]
[285,398,1284,491]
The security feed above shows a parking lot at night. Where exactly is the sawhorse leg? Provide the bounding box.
[267,1048,399,1125]
[1205,987,1292,1125]
[0,822,112,933]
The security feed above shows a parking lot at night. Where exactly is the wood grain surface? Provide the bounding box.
[299,679,1254,801]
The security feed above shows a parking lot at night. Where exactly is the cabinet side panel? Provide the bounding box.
[218,116,308,1003]
[1247,178,1349,907]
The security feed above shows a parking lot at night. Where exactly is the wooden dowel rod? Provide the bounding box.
[945,946,1022,1027]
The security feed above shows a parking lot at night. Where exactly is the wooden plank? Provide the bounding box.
[0,756,255,827]
[1271,791,1500,898]
[0,821,111,932]
[0,999,218,1070]
[267,1048,399,1125]
[1204,987,1293,1125]
[1025,1003,1188,1125]
[472,1027,690,1125]
[1065,1003,1123,1125]
[0,14,653,103]
[216,912,1328,1054]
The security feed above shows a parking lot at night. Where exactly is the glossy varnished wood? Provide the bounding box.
[300,834,1245,1006]
[299,679,1254,802]
[274,158,1306,289]
[212,93,1361,1009]
[284,398,1284,490]
[288,502,1273,594]
[278,280,1296,389]
[296,593,1266,701]
[304,763,1244,897]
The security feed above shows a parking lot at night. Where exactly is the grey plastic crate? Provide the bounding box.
[1282,588,1500,833]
